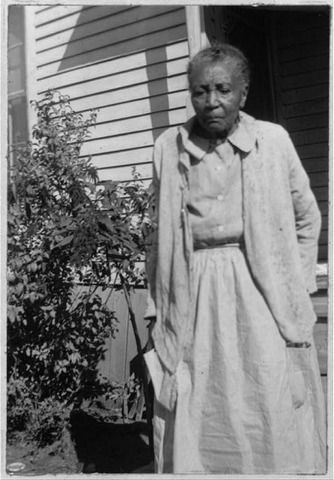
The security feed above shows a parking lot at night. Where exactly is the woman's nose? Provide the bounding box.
[207,90,219,108]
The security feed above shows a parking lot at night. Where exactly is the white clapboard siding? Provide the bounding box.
[85,108,186,140]
[39,57,188,100]
[35,6,134,31]
[37,40,188,88]
[37,9,185,66]
[38,24,187,78]
[90,146,154,170]
[33,6,189,185]
[35,5,88,23]
[37,6,179,50]
[36,7,186,58]
[81,130,156,157]
[79,106,186,156]
[65,74,188,112]
[89,91,188,123]
[36,6,158,35]
[98,163,153,183]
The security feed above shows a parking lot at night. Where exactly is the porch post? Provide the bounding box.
[185,6,209,118]
[23,6,38,139]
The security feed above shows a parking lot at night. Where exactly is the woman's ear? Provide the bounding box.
[240,83,249,109]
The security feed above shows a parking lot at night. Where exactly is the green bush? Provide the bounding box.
[7,91,150,446]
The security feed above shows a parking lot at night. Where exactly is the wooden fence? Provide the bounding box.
[96,284,329,402]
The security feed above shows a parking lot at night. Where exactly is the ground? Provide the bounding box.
[7,440,78,476]
[6,411,154,475]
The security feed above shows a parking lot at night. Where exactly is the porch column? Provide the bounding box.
[185,6,209,118]
[24,6,38,139]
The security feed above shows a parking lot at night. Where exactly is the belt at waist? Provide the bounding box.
[194,241,242,251]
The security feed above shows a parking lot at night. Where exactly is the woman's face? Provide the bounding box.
[190,58,248,139]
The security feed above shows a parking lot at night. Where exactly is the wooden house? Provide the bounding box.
[8,4,330,392]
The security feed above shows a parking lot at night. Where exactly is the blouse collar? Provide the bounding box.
[178,111,256,167]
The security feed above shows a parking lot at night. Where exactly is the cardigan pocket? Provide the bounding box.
[287,345,311,409]
[144,349,177,411]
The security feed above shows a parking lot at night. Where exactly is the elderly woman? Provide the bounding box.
[144,43,326,474]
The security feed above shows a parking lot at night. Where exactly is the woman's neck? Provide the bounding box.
[193,116,240,142]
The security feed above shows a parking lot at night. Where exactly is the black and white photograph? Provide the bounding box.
[1,1,332,478]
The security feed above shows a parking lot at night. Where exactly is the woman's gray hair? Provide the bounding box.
[187,43,250,88]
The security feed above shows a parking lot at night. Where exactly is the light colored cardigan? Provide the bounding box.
[146,112,321,380]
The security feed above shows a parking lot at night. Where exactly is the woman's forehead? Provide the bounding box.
[190,58,242,83]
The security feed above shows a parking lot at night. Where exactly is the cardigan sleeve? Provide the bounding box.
[143,142,161,320]
[285,131,321,294]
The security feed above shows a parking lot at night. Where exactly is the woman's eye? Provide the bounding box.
[218,87,231,94]
[193,90,205,97]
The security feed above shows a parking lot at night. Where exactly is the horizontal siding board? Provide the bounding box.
[70,88,188,117]
[314,323,328,375]
[37,40,188,86]
[97,163,153,183]
[81,126,171,158]
[311,294,329,316]
[318,245,327,261]
[318,203,328,217]
[37,25,187,77]
[285,113,328,132]
[308,171,328,188]
[89,108,186,140]
[296,143,328,159]
[62,75,188,111]
[318,214,328,233]
[81,130,155,157]
[37,10,186,66]
[312,297,329,318]
[35,6,89,24]
[278,40,329,63]
[39,57,188,98]
[37,6,181,49]
[312,186,328,202]
[280,70,329,91]
[92,147,153,170]
[291,128,328,147]
[279,12,329,32]
[319,229,328,245]
[281,84,328,106]
[282,98,328,119]
[280,55,328,77]
[36,6,131,28]
[91,91,188,123]
[36,7,133,33]
[279,26,329,48]
[301,157,328,173]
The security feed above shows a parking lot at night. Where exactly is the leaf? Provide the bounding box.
[52,234,74,249]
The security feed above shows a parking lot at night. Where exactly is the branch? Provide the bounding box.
[119,273,153,454]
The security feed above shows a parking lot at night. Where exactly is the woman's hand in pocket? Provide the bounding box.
[144,317,156,353]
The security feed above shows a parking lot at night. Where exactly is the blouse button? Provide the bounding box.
[217,194,224,201]
[217,225,224,232]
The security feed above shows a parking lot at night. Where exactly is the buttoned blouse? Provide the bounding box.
[184,122,252,249]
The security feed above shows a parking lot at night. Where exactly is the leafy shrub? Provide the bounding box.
[7,91,150,445]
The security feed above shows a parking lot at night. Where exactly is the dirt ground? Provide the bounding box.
[6,441,79,476]
[6,412,154,475]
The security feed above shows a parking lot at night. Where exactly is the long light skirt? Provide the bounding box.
[149,246,326,474]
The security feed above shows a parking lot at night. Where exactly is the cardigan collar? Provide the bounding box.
[178,111,257,169]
